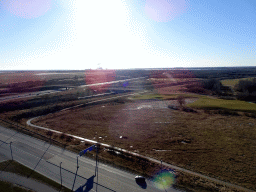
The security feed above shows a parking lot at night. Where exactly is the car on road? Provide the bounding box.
[135,175,145,183]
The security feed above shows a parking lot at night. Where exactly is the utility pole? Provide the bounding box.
[59,162,62,192]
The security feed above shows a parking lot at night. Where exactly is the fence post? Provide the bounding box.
[72,156,79,191]
[60,162,62,192]
[10,142,13,160]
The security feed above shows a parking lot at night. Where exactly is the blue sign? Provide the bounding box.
[79,145,96,156]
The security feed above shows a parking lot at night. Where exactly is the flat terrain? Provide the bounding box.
[221,77,256,87]
[32,98,256,190]
[2,69,256,191]
[188,97,256,113]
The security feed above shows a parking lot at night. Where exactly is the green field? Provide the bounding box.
[221,77,256,87]
[187,97,256,113]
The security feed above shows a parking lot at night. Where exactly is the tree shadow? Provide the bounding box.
[75,175,95,192]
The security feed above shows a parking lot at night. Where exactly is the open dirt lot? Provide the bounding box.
[33,99,187,146]
[32,99,256,190]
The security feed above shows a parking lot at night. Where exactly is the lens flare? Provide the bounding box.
[145,0,188,22]
[85,69,116,93]
[3,0,52,19]
[153,170,176,190]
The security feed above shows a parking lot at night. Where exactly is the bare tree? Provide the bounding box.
[177,95,185,108]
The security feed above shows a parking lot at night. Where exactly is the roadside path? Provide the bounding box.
[0,171,58,192]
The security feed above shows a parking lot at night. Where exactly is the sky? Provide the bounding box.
[0,0,255,70]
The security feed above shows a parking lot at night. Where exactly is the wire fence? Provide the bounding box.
[0,118,157,176]
[0,118,66,149]
[0,136,117,192]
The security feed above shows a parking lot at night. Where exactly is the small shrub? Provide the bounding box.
[168,105,179,110]
[72,139,81,145]
[66,135,73,142]
[182,107,197,113]
[218,96,235,100]
[177,95,185,107]
[46,130,53,137]
[113,98,126,104]
[60,133,66,140]
[216,109,239,116]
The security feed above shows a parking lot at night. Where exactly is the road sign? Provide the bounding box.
[79,145,96,156]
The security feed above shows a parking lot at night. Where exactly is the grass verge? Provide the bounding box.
[0,160,71,192]
[0,180,34,192]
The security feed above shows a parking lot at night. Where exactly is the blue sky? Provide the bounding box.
[0,0,255,70]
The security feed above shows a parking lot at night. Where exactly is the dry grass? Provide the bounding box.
[32,100,256,190]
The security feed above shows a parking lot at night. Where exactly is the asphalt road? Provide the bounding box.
[0,89,60,103]
[0,125,181,192]
[0,77,145,104]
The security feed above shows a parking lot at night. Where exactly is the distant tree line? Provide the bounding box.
[235,78,256,102]
[186,79,233,97]
[202,79,233,96]
[186,77,256,102]
[191,67,256,79]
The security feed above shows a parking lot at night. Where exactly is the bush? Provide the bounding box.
[182,107,197,113]
[46,130,53,137]
[235,78,256,93]
[186,86,208,94]
[235,78,256,102]
[168,105,179,110]
[113,98,126,104]
[218,96,235,100]
[203,79,221,90]
[216,109,239,116]
[244,112,256,118]
[60,133,66,140]
[202,79,232,96]
[66,135,73,142]
[177,95,185,107]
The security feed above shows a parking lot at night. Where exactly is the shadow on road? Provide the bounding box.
[136,180,147,189]
[0,160,13,173]
[0,131,19,147]
[75,175,95,192]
